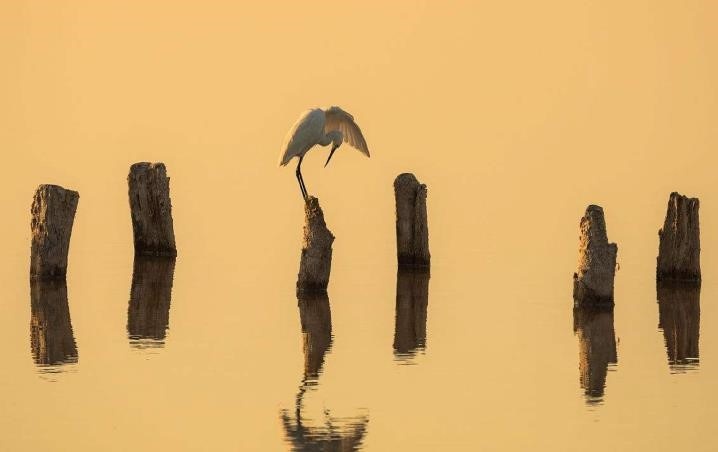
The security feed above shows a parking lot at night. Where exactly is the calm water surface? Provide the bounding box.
[1,176,717,451]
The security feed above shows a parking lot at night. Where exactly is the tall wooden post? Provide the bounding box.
[296,197,334,295]
[128,162,177,257]
[657,192,700,281]
[394,173,430,269]
[30,184,80,279]
[573,205,618,307]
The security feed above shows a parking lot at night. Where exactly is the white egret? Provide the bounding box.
[279,106,370,200]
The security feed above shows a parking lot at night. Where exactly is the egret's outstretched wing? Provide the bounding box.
[279,109,326,166]
[324,106,370,157]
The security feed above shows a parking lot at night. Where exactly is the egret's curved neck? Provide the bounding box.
[320,130,343,147]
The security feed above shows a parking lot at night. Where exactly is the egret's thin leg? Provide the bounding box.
[296,155,307,201]
[298,156,308,199]
[295,166,306,200]
[299,170,308,200]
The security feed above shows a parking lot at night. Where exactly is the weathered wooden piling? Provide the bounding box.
[573,205,618,307]
[657,192,700,282]
[297,197,334,295]
[30,184,80,279]
[573,306,617,403]
[394,173,429,269]
[128,162,177,257]
[127,256,176,346]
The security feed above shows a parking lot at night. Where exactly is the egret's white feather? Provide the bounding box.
[278,106,370,167]
[323,106,370,157]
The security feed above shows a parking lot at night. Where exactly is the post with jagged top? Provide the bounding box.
[394,173,430,269]
[30,184,80,280]
[128,162,177,257]
[573,205,618,307]
[657,192,700,282]
[297,197,335,295]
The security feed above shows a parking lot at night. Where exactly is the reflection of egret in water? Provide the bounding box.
[281,409,369,452]
[393,270,429,361]
[281,293,369,451]
[573,306,617,404]
[30,279,78,371]
[657,282,700,372]
[127,256,176,348]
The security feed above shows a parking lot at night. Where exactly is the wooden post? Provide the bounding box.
[393,269,430,360]
[573,306,617,403]
[394,173,430,268]
[30,279,78,367]
[30,184,80,279]
[573,205,618,307]
[657,192,700,282]
[657,281,700,369]
[128,162,177,257]
[127,256,176,347]
[296,197,334,295]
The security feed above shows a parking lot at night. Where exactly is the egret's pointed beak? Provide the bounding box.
[324,146,337,168]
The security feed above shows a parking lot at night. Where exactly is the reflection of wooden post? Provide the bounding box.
[297,293,332,381]
[657,281,700,369]
[284,281,368,451]
[127,256,176,346]
[573,205,617,307]
[657,192,700,282]
[573,306,617,403]
[394,173,429,269]
[128,162,177,257]
[297,197,334,295]
[30,185,80,279]
[393,270,430,359]
[30,279,78,367]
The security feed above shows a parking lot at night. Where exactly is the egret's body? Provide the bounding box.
[279,106,370,200]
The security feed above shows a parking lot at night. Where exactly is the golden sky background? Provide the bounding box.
[2,1,717,267]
